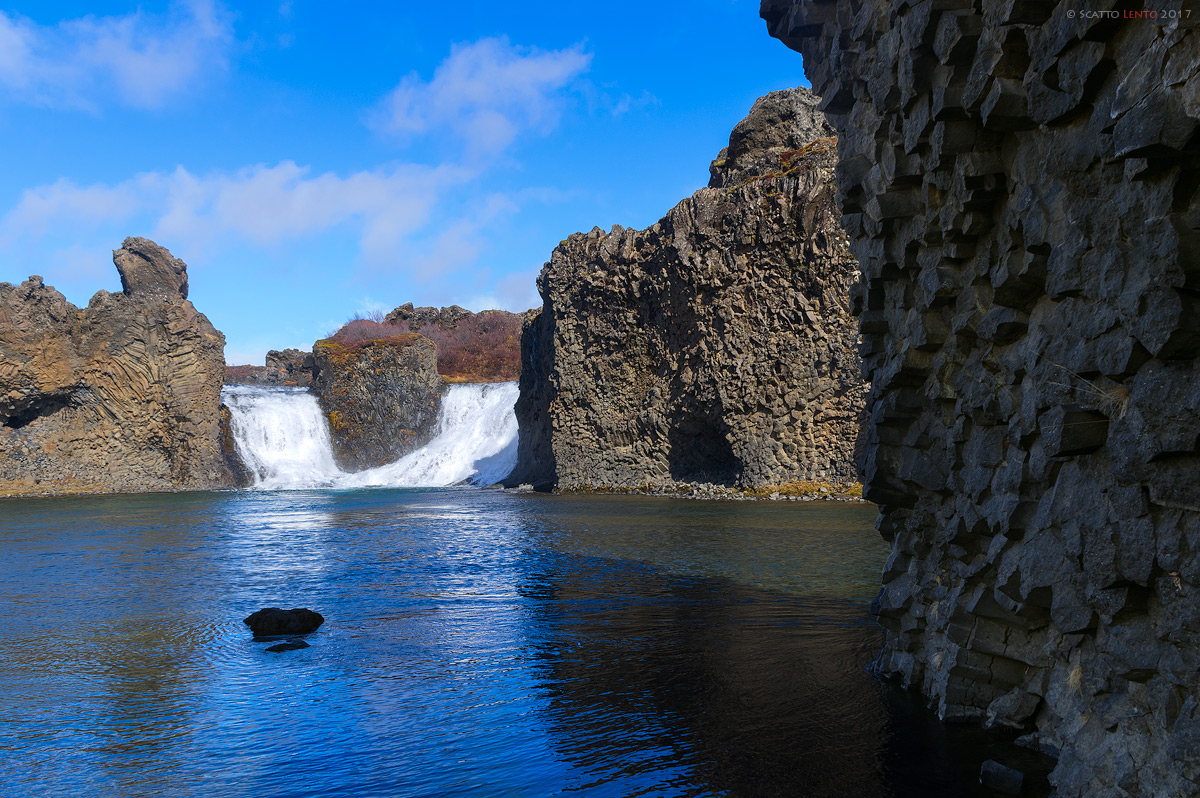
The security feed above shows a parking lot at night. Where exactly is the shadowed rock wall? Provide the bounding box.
[0,238,236,495]
[509,88,866,491]
[762,1,1200,794]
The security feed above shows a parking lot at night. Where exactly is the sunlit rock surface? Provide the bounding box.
[309,334,444,472]
[0,238,236,495]
[509,88,866,491]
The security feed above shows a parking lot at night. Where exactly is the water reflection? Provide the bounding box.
[0,489,1048,797]
[520,553,889,797]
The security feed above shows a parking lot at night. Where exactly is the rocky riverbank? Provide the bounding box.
[763,2,1200,795]
[500,480,866,503]
[508,87,867,492]
[0,238,237,496]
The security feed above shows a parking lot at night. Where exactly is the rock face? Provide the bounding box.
[309,334,443,471]
[225,348,313,386]
[508,88,866,491]
[763,2,1200,795]
[385,302,474,330]
[0,238,236,496]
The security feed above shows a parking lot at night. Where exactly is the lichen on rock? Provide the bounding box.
[309,334,444,471]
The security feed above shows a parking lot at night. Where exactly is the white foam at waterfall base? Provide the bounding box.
[340,383,519,488]
[222,382,519,490]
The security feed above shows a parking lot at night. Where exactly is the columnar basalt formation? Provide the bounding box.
[309,335,443,471]
[0,238,236,495]
[763,1,1200,794]
[508,88,866,491]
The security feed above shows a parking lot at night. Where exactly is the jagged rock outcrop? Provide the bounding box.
[0,238,236,495]
[385,302,474,330]
[763,2,1200,795]
[309,334,443,471]
[508,88,866,491]
[225,348,313,386]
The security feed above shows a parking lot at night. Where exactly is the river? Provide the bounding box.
[0,488,1048,797]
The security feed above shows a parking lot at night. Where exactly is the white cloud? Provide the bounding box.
[374,36,591,156]
[0,1,232,110]
[0,160,472,265]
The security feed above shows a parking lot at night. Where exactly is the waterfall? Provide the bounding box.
[223,387,342,489]
[222,383,519,490]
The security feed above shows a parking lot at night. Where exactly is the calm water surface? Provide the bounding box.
[0,490,1046,797]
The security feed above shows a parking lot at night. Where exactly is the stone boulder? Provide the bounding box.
[113,236,189,300]
[244,607,324,637]
[309,334,444,470]
[265,638,310,652]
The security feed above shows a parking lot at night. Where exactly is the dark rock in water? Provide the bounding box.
[507,87,865,492]
[309,334,444,472]
[265,638,310,653]
[244,607,324,637]
[980,760,1024,795]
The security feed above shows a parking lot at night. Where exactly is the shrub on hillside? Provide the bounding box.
[329,318,401,348]
[415,311,521,382]
[325,309,521,381]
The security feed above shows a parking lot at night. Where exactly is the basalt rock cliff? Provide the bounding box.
[0,238,236,495]
[763,1,1200,795]
[508,88,866,491]
[309,334,443,471]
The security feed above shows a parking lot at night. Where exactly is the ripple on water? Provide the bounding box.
[0,489,1052,798]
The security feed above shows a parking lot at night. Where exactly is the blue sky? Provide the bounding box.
[0,1,807,364]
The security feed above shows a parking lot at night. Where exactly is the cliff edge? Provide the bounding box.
[508,87,866,491]
[0,238,236,495]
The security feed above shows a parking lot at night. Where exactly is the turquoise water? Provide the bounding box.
[0,489,1042,797]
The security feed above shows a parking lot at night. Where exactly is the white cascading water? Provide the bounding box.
[222,382,519,490]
